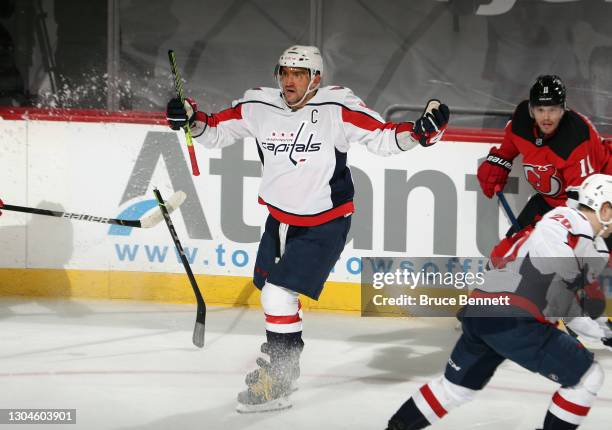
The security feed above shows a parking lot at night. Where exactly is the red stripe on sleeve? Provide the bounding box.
[567,233,579,249]
[552,392,590,417]
[419,384,447,418]
[396,122,415,134]
[265,313,302,325]
[342,107,397,131]
[207,105,243,127]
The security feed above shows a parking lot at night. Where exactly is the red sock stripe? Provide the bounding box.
[420,384,447,418]
[552,393,590,417]
[265,313,302,325]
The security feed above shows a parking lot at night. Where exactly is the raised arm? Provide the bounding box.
[338,90,449,155]
[166,93,254,149]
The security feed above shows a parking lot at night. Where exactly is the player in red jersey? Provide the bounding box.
[477,75,612,235]
[479,75,612,358]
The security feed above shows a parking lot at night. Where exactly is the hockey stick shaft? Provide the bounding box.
[495,189,521,231]
[2,203,143,227]
[153,188,206,348]
[168,50,200,177]
[1,191,186,229]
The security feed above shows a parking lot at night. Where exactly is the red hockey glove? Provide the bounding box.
[477,147,513,198]
[413,100,450,147]
[166,97,197,131]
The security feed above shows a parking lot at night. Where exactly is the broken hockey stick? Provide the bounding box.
[495,186,521,231]
[168,49,200,177]
[153,188,206,348]
[1,191,187,228]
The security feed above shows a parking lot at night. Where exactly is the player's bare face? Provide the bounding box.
[279,67,316,107]
[532,105,564,135]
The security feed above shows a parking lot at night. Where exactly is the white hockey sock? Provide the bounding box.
[412,376,476,425]
[546,362,604,427]
[261,282,302,334]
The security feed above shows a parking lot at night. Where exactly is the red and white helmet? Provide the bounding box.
[274,45,323,107]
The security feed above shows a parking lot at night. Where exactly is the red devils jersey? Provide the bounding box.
[496,100,611,207]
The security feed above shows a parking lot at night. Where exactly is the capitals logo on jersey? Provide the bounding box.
[523,164,563,196]
[260,121,322,166]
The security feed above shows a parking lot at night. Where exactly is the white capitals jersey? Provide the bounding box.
[473,206,609,322]
[191,86,418,226]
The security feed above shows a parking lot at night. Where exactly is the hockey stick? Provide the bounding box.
[495,186,521,231]
[153,188,206,348]
[168,49,200,177]
[1,191,186,228]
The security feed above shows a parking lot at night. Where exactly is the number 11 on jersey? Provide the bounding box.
[580,156,594,177]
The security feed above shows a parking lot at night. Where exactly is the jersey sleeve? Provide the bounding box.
[495,120,521,161]
[605,138,612,174]
[526,211,585,283]
[586,122,612,175]
[532,210,608,285]
[338,90,419,155]
[190,91,255,149]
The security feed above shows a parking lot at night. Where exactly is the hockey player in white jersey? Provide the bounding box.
[386,174,612,430]
[166,45,450,413]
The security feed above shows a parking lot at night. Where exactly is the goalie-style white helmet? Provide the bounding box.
[578,173,612,227]
[274,45,323,107]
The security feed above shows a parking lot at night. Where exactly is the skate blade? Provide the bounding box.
[236,397,292,414]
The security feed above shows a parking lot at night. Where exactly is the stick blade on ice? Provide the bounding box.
[193,321,205,348]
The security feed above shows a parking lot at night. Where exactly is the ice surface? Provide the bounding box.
[0,298,610,429]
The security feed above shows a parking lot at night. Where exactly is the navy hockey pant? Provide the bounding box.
[253,214,351,300]
[445,317,593,390]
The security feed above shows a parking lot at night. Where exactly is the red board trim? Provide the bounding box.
[1,107,609,145]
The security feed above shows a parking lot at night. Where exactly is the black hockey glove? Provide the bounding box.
[166,97,196,131]
[567,262,606,319]
[413,100,450,147]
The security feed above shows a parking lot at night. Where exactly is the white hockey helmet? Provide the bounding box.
[274,45,323,108]
[275,45,324,79]
[578,173,612,227]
